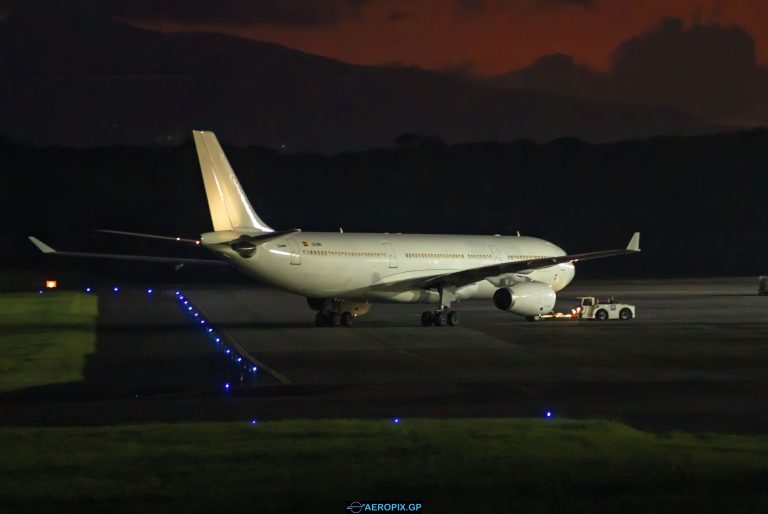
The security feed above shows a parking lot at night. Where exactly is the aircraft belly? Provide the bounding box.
[238,253,393,297]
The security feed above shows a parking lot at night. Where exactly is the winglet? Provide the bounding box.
[626,232,641,252]
[28,236,57,254]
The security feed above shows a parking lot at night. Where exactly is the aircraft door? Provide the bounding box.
[287,240,301,265]
[383,242,398,268]
[489,244,501,262]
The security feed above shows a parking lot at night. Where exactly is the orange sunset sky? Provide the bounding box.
[143,0,768,74]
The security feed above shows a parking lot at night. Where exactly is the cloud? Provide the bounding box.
[488,18,767,126]
[611,18,756,75]
[457,0,485,11]
[388,11,410,22]
[536,0,595,8]
[610,18,759,120]
[5,0,372,27]
[439,59,476,77]
[489,53,605,98]
[457,0,595,13]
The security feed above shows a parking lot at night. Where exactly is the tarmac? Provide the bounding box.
[2,277,767,433]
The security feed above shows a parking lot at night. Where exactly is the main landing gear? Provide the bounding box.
[309,298,371,328]
[421,285,460,327]
[315,310,355,327]
[421,309,460,327]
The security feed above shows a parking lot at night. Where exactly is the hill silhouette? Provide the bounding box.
[0,9,715,152]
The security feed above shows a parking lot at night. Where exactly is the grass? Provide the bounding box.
[0,292,98,391]
[1,418,767,513]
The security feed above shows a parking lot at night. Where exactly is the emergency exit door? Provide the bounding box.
[287,240,301,265]
[383,243,398,268]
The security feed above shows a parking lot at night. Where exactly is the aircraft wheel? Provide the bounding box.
[341,312,354,327]
[421,311,434,326]
[619,308,632,320]
[433,310,447,327]
[329,312,341,327]
[595,309,609,321]
[447,311,460,326]
[525,315,541,322]
[315,312,328,327]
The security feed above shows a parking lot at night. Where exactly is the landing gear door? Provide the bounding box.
[287,239,301,265]
[383,242,398,268]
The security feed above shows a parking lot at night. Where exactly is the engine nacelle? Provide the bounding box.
[493,282,556,317]
[456,283,479,301]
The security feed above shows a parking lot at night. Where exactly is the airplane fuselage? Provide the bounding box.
[204,232,575,304]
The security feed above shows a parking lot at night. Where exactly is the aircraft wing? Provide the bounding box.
[407,232,640,290]
[28,236,230,267]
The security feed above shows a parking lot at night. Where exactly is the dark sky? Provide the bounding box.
[62,0,768,75]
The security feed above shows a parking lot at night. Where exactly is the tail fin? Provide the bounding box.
[192,130,272,233]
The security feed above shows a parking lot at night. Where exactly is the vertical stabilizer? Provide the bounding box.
[193,130,273,233]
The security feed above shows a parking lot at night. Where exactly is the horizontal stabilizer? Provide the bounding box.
[28,236,229,267]
[98,229,200,245]
[29,236,56,254]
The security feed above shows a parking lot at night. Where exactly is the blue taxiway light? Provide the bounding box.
[236,357,242,363]
[175,291,180,296]
[545,411,553,419]
[187,306,192,311]
[392,418,400,424]
[85,287,92,293]
[200,320,205,324]
[207,328,213,333]
[146,288,153,295]
[183,301,188,305]
[38,290,44,294]
[251,366,258,373]
[224,382,231,391]
[113,287,120,293]
[225,349,231,354]
[251,419,258,425]
[194,313,199,317]
[215,338,221,343]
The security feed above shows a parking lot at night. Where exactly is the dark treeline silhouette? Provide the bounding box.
[4,129,767,279]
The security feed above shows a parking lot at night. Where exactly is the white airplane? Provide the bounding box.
[30,130,640,327]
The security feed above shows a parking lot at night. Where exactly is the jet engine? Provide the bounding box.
[493,281,556,317]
